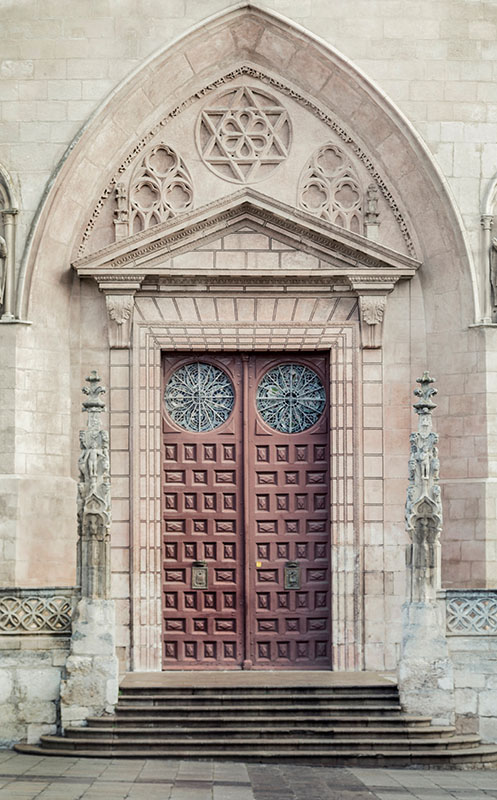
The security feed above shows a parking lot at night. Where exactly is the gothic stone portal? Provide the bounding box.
[161,353,331,669]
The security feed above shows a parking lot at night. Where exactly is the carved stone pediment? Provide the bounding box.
[73,190,420,286]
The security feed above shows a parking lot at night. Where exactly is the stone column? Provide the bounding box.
[398,372,455,726]
[60,372,118,728]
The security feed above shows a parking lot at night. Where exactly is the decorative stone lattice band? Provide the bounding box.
[0,588,76,635]
[445,591,497,635]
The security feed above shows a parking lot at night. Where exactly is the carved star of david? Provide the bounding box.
[197,86,291,184]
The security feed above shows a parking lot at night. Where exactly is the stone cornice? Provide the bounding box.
[73,191,420,286]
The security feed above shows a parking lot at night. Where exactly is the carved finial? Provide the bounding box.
[413,371,437,415]
[82,371,106,413]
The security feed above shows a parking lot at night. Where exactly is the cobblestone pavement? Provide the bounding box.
[0,752,496,799]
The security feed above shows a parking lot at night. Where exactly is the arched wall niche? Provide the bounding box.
[11,4,494,660]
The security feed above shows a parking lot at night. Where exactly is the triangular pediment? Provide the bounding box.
[73,190,420,288]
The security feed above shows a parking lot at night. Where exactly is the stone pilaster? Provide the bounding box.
[61,372,118,728]
[398,372,455,726]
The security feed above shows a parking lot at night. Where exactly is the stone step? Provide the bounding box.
[118,687,399,698]
[16,742,497,767]
[86,714,436,729]
[118,691,399,705]
[115,703,403,716]
[36,734,482,752]
[66,724,458,740]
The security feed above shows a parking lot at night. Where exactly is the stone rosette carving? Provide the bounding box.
[77,371,111,598]
[129,144,193,234]
[196,86,291,184]
[446,591,497,635]
[299,143,363,233]
[405,372,442,603]
[0,590,74,635]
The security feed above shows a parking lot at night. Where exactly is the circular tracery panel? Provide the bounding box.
[196,86,291,184]
[164,362,235,432]
[256,364,326,434]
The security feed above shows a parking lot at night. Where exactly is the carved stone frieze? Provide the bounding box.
[0,588,76,635]
[196,86,291,184]
[78,66,416,258]
[129,144,193,234]
[77,372,111,598]
[105,294,134,349]
[299,143,363,233]
[446,591,497,635]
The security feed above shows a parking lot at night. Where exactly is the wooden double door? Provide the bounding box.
[161,353,331,669]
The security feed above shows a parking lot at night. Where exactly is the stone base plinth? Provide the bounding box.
[398,601,455,726]
[60,597,118,729]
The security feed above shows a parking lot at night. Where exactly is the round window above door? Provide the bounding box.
[256,363,326,433]
[164,362,235,432]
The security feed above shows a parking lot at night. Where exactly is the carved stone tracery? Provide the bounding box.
[129,144,193,235]
[299,143,363,233]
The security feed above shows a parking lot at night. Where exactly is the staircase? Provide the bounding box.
[15,675,497,767]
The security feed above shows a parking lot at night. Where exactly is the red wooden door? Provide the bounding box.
[161,353,331,670]
[161,355,244,668]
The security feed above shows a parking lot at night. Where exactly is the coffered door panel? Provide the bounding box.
[247,355,331,669]
[161,355,244,669]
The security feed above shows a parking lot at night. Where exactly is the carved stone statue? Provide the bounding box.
[405,372,442,603]
[0,233,7,306]
[77,371,111,598]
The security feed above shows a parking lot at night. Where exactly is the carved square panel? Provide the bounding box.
[223,493,236,510]
[295,543,308,559]
[257,619,277,632]
[185,642,197,659]
[297,641,309,658]
[184,543,197,560]
[286,619,299,632]
[316,642,328,658]
[193,618,207,632]
[257,543,270,560]
[184,493,196,510]
[193,470,207,483]
[224,642,236,659]
[215,568,236,582]
[257,472,277,485]
[277,593,289,608]
[257,569,278,583]
[184,444,197,460]
[203,493,216,510]
[184,593,197,609]
[308,569,327,582]
[223,543,235,560]
[165,444,177,460]
[277,543,289,559]
[257,494,270,511]
[257,520,277,533]
[216,619,236,632]
[257,593,270,609]
[216,520,235,533]
[307,519,325,533]
[165,519,185,533]
[223,444,235,461]
[285,520,299,533]
[315,591,328,608]
[164,493,177,510]
[193,519,207,533]
[204,444,216,460]
[295,445,307,461]
[307,471,326,484]
[297,592,308,608]
[307,617,326,631]
[315,543,327,559]
[314,445,326,461]
[223,592,236,609]
[164,592,177,609]
[314,495,326,510]
[165,543,177,560]
[165,618,185,632]
[203,593,216,609]
[216,470,236,483]
[165,641,177,659]
[276,445,289,462]
[165,470,185,483]
[256,445,269,462]
[285,471,298,484]
[295,494,307,510]
[204,642,216,659]
[257,642,270,660]
[277,642,289,659]
[276,494,289,511]
[204,542,216,559]
[165,569,185,582]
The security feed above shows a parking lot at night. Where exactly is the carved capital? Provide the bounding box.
[358,294,387,348]
[105,294,135,349]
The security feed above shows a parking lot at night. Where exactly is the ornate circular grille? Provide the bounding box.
[256,364,326,433]
[164,363,235,432]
